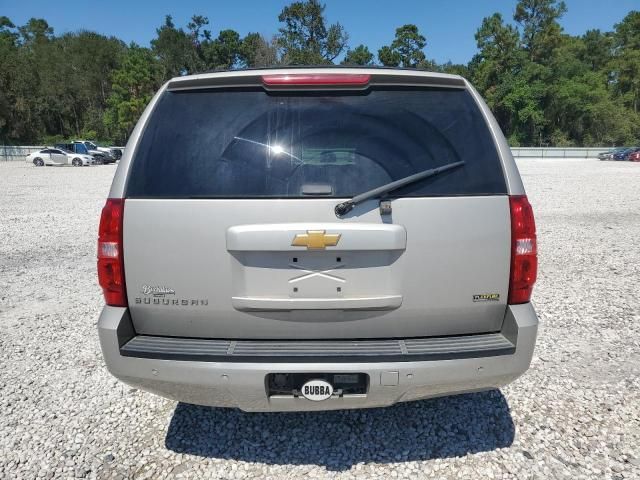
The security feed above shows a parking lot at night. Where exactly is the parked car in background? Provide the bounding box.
[598,147,627,160]
[55,142,115,164]
[612,147,640,161]
[628,150,640,162]
[26,148,94,166]
[55,142,96,161]
[109,147,124,160]
[76,140,120,162]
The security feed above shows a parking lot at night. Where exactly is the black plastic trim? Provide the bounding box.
[120,333,515,363]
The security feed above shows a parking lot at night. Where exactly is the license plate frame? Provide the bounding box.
[266,372,369,397]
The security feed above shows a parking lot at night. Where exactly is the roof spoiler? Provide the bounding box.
[166,69,466,91]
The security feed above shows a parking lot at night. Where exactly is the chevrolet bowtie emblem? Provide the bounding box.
[291,230,341,249]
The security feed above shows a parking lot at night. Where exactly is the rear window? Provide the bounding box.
[126,87,507,198]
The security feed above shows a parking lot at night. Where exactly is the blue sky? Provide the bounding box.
[2,0,637,64]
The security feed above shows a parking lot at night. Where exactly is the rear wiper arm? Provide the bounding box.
[334,160,465,217]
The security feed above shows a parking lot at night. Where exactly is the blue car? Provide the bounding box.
[613,147,640,161]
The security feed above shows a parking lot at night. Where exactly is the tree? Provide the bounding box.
[0,5,639,148]
[152,15,245,73]
[186,15,211,65]
[474,14,521,75]
[103,45,160,143]
[613,10,640,50]
[276,0,348,64]
[393,24,426,67]
[377,45,401,67]
[5,18,56,143]
[581,29,613,72]
[18,17,53,46]
[0,17,27,142]
[151,15,202,78]
[0,16,16,34]
[378,24,426,68]
[203,29,242,69]
[611,11,640,113]
[239,33,279,67]
[52,31,125,138]
[470,13,524,140]
[187,15,211,47]
[341,44,373,65]
[439,62,469,77]
[514,0,567,63]
[498,65,548,145]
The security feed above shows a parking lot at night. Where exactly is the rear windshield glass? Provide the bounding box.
[126,87,506,198]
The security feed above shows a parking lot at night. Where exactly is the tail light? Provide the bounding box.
[97,198,127,306]
[262,73,370,87]
[508,195,537,304]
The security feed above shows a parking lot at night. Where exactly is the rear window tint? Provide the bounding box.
[126,87,506,198]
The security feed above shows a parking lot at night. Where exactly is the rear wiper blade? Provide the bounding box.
[334,160,465,217]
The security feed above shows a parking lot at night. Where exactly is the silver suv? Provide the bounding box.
[97,67,538,412]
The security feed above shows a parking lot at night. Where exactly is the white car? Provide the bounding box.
[26,148,95,167]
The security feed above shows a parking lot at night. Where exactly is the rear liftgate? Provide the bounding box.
[121,71,513,342]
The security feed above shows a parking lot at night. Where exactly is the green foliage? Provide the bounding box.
[342,45,374,66]
[238,32,262,67]
[151,15,202,78]
[514,0,567,62]
[473,13,521,84]
[203,29,242,70]
[438,62,470,77]
[377,45,401,67]
[378,24,427,67]
[469,3,640,146]
[0,3,638,148]
[276,0,348,64]
[581,29,613,72]
[239,33,279,68]
[103,44,160,143]
[611,11,640,114]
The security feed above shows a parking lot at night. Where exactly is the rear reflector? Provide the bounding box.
[262,73,370,87]
[508,195,537,304]
[97,198,127,307]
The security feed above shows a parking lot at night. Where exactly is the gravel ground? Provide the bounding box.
[0,159,638,479]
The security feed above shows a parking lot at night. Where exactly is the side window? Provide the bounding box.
[40,149,51,154]
[51,149,64,154]
[75,143,88,154]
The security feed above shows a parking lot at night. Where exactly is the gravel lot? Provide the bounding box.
[0,159,638,479]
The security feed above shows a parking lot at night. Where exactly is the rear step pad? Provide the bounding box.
[120,333,515,363]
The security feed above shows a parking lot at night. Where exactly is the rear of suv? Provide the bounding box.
[97,68,538,412]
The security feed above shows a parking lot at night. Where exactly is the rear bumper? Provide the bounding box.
[98,304,538,412]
